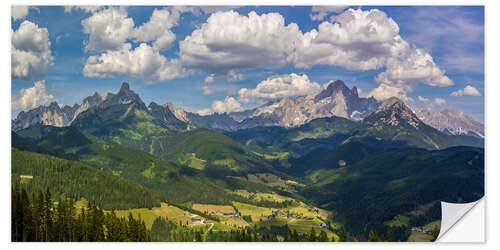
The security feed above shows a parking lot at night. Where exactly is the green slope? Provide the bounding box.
[288,142,374,176]
[12,131,52,155]
[226,116,483,157]
[76,108,174,156]
[34,126,274,205]
[16,124,61,142]
[11,148,165,210]
[300,145,484,239]
[162,128,276,174]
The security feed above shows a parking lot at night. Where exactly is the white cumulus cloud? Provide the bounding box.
[238,73,321,103]
[212,96,243,113]
[81,7,134,52]
[12,20,53,81]
[83,43,188,82]
[293,8,401,71]
[367,83,411,102]
[81,7,192,82]
[133,8,186,51]
[12,80,56,110]
[179,10,302,74]
[450,85,481,97]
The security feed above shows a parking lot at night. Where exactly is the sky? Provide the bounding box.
[10,5,484,122]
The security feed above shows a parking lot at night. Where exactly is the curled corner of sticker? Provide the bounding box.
[436,198,484,241]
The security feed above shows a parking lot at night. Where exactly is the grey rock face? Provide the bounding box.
[364,97,423,129]
[411,107,484,138]
[12,102,77,131]
[12,82,144,131]
[228,80,379,129]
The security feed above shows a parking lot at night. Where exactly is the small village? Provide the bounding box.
[411,227,433,235]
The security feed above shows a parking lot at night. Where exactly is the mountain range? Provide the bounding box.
[12,81,484,139]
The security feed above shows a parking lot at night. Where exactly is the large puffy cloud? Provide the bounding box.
[82,6,195,52]
[81,7,134,52]
[375,48,453,87]
[212,96,243,113]
[12,21,53,81]
[238,73,321,103]
[83,43,188,82]
[179,10,302,74]
[293,8,401,71]
[450,85,481,97]
[12,80,55,110]
[82,7,192,82]
[182,8,451,99]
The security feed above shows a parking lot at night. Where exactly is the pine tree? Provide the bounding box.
[431,225,440,241]
[307,227,317,242]
[319,230,328,242]
[386,226,394,242]
[368,229,380,242]
[338,225,347,242]
[195,231,203,242]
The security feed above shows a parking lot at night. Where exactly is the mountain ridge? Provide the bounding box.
[12,81,484,138]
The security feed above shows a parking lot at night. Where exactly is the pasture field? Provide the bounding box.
[408,231,433,242]
[232,201,274,222]
[192,203,236,214]
[179,153,206,170]
[218,216,250,228]
[114,202,196,229]
[232,190,294,203]
[287,218,338,240]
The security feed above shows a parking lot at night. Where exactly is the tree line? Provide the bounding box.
[13,185,415,242]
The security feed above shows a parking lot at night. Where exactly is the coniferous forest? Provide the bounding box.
[14,184,411,242]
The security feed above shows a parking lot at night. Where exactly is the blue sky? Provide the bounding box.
[11,5,484,122]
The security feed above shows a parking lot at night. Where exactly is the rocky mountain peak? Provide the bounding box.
[103,82,146,109]
[379,97,405,110]
[48,102,60,109]
[163,102,176,112]
[315,80,351,101]
[364,97,422,129]
[119,82,130,93]
[12,101,76,131]
[351,86,359,97]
